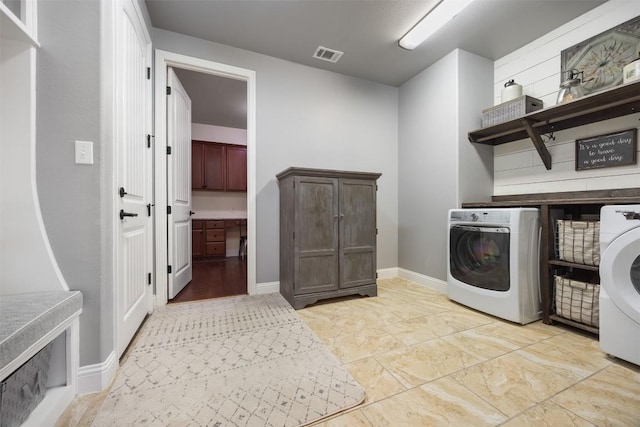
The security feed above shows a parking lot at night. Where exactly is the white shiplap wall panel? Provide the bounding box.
[491,0,640,195]
[495,150,534,172]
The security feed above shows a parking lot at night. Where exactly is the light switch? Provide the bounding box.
[75,140,93,165]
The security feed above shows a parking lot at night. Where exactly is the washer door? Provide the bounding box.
[449,225,510,291]
[600,226,640,324]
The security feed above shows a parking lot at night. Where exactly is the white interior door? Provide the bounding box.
[167,68,193,299]
[116,0,152,356]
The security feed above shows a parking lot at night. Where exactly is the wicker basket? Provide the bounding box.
[481,95,543,127]
[554,275,600,327]
[556,220,600,266]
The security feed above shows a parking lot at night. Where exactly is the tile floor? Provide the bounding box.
[301,278,640,426]
[58,277,640,426]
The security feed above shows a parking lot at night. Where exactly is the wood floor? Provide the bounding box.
[170,256,247,303]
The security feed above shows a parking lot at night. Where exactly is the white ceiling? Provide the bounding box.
[147,0,606,129]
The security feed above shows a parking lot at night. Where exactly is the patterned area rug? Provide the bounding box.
[92,294,364,426]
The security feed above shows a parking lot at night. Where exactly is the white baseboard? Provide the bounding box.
[77,351,118,395]
[397,268,448,295]
[256,281,279,295]
[377,267,399,279]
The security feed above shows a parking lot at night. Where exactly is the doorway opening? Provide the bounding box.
[153,50,256,307]
[168,68,248,303]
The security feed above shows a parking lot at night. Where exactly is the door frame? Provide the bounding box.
[153,50,257,306]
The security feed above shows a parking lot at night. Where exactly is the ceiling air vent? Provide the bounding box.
[313,46,344,63]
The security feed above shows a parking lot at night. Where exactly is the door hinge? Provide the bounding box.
[147,134,152,148]
[167,205,172,215]
[168,265,172,274]
[166,146,172,155]
[376,228,378,235]
[376,272,379,279]
[148,272,152,285]
[147,203,151,217]
[376,184,378,191]
[166,86,172,95]
[292,232,295,240]
[146,67,151,80]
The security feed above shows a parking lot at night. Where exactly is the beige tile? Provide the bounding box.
[433,308,497,331]
[325,327,402,363]
[517,332,611,379]
[441,330,520,361]
[502,401,596,427]
[476,320,564,344]
[453,352,581,417]
[311,409,373,426]
[375,338,481,387]
[344,357,406,404]
[361,377,507,426]
[383,314,471,346]
[552,363,640,426]
[522,320,567,337]
[349,297,429,321]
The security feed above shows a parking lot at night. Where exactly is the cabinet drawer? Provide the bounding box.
[192,220,204,230]
[225,219,247,228]
[206,220,225,229]
[206,229,225,242]
[205,242,225,256]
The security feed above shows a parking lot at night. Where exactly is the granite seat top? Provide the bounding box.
[0,291,82,374]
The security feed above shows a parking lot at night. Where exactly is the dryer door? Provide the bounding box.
[449,225,510,291]
[600,226,640,324]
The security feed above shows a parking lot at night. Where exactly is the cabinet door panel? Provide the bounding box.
[191,142,204,189]
[294,177,339,294]
[340,179,377,288]
[192,229,204,257]
[226,146,247,191]
[204,144,225,190]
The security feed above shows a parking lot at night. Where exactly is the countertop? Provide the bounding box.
[192,211,247,220]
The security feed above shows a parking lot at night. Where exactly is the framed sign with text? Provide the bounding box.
[575,128,637,171]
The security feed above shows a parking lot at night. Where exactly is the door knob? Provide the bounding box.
[119,209,138,220]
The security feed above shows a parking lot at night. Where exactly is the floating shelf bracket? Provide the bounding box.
[521,118,552,170]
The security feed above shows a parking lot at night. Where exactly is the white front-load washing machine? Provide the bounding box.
[599,205,640,366]
[447,208,541,324]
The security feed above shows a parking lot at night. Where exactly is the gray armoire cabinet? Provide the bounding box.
[277,167,381,309]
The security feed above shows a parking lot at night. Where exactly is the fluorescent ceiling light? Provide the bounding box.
[399,0,474,50]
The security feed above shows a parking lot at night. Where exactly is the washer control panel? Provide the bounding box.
[450,210,511,224]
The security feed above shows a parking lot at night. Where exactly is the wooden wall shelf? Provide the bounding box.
[468,81,640,170]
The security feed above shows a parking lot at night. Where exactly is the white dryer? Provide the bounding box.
[599,205,640,366]
[447,208,541,324]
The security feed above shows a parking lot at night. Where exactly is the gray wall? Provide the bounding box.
[398,49,493,281]
[457,50,493,205]
[36,1,110,366]
[153,29,399,282]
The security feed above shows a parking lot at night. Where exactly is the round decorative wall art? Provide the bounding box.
[561,15,640,95]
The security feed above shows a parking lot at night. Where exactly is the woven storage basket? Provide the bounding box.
[481,95,543,127]
[556,220,600,266]
[554,275,600,327]
[0,343,52,427]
